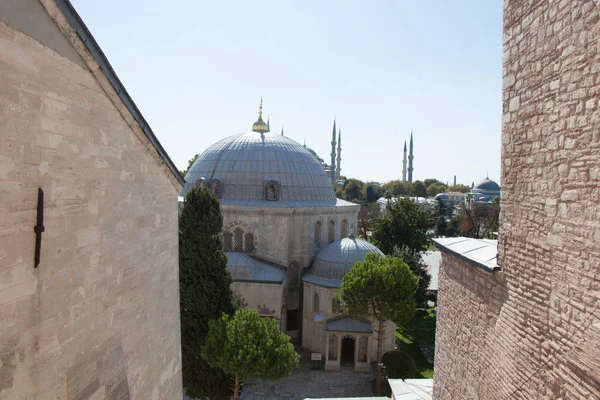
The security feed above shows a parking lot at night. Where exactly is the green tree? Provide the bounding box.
[372,197,435,254]
[423,178,442,188]
[340,253,418,395]
[180,186,234,399]
[436,215,447,237]
[426,183,448,197]
[382,180,413,197]
[413,181,427,198]
[201,308,300,400]
[447,184,471,193]
[392,245,432,305]
[344,179,365,200]
[364,183,383,203]
[180,153,200,177]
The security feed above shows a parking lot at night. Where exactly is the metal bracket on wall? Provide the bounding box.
[34,188,45,268]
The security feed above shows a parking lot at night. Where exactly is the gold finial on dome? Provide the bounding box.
[252,98,269,134]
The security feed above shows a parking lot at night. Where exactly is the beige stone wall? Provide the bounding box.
[0,9,182,400]
[434,1,600,398]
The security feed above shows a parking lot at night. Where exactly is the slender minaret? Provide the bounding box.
[336,128,342,179]
[267,117,270,133]
[402,140,407,181]
[281,126,284,136]
[408,130,414,183]
[330,119,337,181]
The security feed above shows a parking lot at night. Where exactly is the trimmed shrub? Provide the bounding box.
[382,350,419,379]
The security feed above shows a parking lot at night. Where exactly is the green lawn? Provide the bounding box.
[395,308,436,378]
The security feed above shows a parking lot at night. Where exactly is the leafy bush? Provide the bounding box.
[382,350,419,379]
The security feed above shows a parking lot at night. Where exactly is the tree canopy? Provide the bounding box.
[179,186,234,399]
[340,253,418,395]
[392,245,432,305]
[372,197,435,254]
[201,308,299,399]
[180,153,200,177]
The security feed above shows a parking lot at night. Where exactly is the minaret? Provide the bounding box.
[408,130,414,183]
[402,140,407,182]
[336,128,342,179]
[330,119,337,181]
[267,117,270,133]
[281,126,284,136]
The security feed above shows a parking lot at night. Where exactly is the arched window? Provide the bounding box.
[244,233,254,253]
[341,219,349,238]
[265,181,279,201]
[332,298,343,314]
[223,231,233,252]
[313,293,320,313]
[196,178,205,188]
[358,337,368,362]
[314,221,322,246]
[211,179,221,198]
[328,335,338,361]
[288,261,300,288]
[233,228,243,252]
[328,220,335,243]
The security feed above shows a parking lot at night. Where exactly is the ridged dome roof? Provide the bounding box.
[473,178,500,193]
[302,235,384,288]
[181,132,337,205]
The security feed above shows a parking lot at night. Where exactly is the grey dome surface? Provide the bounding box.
[181,132,337,206]
[473,178,500,192]
[302,236,384,288]
[226,252,286,283]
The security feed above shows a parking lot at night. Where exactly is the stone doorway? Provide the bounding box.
[341,337,355,366]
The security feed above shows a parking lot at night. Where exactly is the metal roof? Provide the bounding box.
[181,132,338,205]
[388,379,433,400]
[55,0,184,187]
[226,252,286,283]
[421,251,441,291]
[302,237,383,288]
[433,237,499,273]
[326,316,373,333]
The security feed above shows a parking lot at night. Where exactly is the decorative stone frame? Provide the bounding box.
[325,332,372,372]
[314,220,322,246]
[222,221,257,254]
[341,219,349,238]
[196,178,206,188]
[265,180,280,201]
[210,178,222,198]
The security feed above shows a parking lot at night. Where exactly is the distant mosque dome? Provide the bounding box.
[434,193,449,201]
[302,234,384,288]
[472,177,500,193]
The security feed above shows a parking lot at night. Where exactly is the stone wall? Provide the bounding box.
[0,2,182,399]
[434,0,600,399]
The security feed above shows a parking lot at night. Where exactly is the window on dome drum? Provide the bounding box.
[288,261,300,288]
[328,220,335,243]
[233,228,243,252]
[313,293,320,313]
[196,178,205,188]
[314,221,322,246]
[286,309,299,331]
[328,335,338,361]
[341,219,348,238]
[358,337,368,362]
[223,231,233,252]
[211,179,221,198]
[244,233,254,253]
[266,181,279,201]
[332,298,343,314]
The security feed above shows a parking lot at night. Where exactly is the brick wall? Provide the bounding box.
[434,1,600,399]
[0,5,182,400]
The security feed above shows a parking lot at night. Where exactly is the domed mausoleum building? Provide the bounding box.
[469,177,501,204]
[182,103,394,367]
[301,234,396,371]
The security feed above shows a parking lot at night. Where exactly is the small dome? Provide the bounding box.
[434,193,449,201]
[473,178,500,192]
[302,236,384,288]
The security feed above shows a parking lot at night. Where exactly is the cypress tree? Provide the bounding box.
[179,186,234,399]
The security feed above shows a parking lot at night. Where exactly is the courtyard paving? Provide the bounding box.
[239,362,375,400]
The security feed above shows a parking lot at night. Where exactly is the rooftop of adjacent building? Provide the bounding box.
[433,237,499,273]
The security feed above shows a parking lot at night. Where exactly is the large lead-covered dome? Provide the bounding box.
[302,235,384,288]
[181,132,337,206]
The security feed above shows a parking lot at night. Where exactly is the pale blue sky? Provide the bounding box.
[71,0,503,186]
